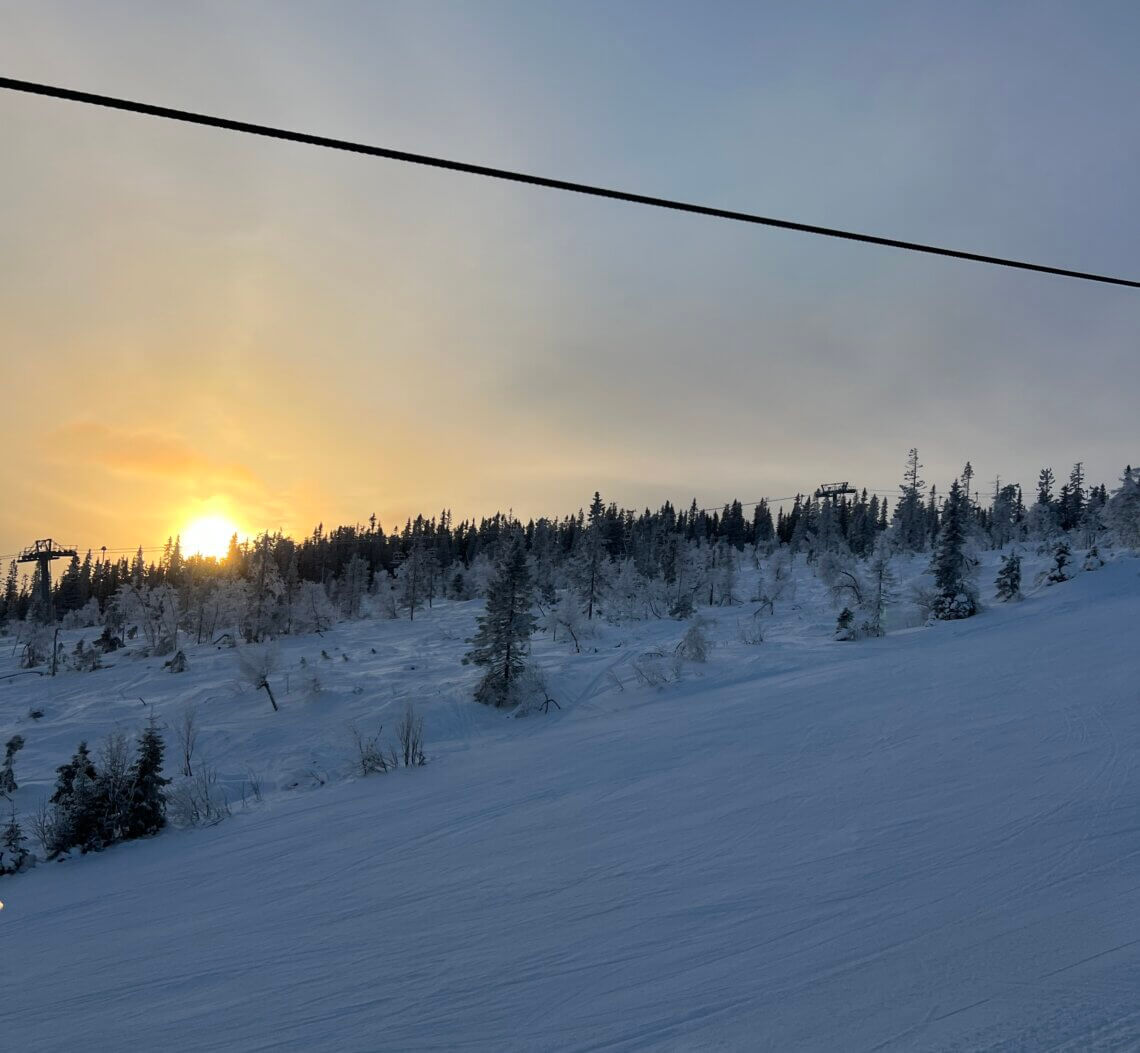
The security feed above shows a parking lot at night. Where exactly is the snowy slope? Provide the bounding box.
[2,557,1139,1051]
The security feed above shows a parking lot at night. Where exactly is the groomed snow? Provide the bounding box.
[2,555,1139,1050]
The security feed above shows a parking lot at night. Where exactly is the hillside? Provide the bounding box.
[2,555,1139,1050]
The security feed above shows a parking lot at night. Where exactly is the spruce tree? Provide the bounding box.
[994,552,1022,601]
[893,448,927,552]
[464,533,536,708]
[124,716,170,840]
[931,479,977,620]
[49,742,100,855]
[572,492,610,620]
[1047,540,1072,584]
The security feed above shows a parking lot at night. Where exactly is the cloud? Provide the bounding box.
[53,420,261,490]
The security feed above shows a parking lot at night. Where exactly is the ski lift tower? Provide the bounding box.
[18,539,78,623]
[813,482,857,502]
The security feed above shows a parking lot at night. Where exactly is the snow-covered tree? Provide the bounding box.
[817,550,863,610]
[48,742,100,856]
[335,555,370,620]
[862,537,895,637]
[544,590,586,652]
[710,541,739,606]
[0,808,31,876]
[118,583,180,654]
[123,716,169,840]
[1102,465,1140,550]
[755,548,796,615]
[1083,545,1105,571]
[994,552,1022,601]
[237,642,282,711]
[571,492,611,620]
[92,733,134,845]
[1046,540,1072,584]
[1,735,25,796]
[989,484,1020,549]
[893,448,928,552]
[202,580,251,643]
[464,533,536,708]
[247,533,284,640]
[678,618,711,661]
[930,479,977,620]
[609,558,649,622]
[295,580,336,633]
[396,542,434,621]
[371,572,400,620]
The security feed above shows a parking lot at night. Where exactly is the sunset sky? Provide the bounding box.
[2,1,1137,559]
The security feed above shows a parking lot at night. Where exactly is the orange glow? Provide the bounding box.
[181,515,242,559]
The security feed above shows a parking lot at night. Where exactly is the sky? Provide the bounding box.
[1,1,1137,558]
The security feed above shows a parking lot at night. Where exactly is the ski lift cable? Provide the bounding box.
[1,76,1138,289]
[699,488,901,513]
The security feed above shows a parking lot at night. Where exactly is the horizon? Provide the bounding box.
[2,455,1125,565]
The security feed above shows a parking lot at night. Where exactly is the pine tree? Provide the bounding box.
[994,552,1022,601]
[124,716,169,840]
[930,479,977,620]
[464,533,536,708]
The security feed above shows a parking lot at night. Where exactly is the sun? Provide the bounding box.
[181,515,242,560]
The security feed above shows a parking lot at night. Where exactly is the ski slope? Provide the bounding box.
[3,557,1139,1050]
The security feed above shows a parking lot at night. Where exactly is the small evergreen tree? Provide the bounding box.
[994,552,1022,601]
[1,735,25,796]
[464,533,536,707]
[92,733,134,845]
[123,716,169,840]
[49,742,100,855]
[834,607,855,641]
[1047,540,1072,584]
[0,808,31,876]
[930,479,977,620]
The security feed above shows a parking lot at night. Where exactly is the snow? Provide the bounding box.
[2,554,1139,1050]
